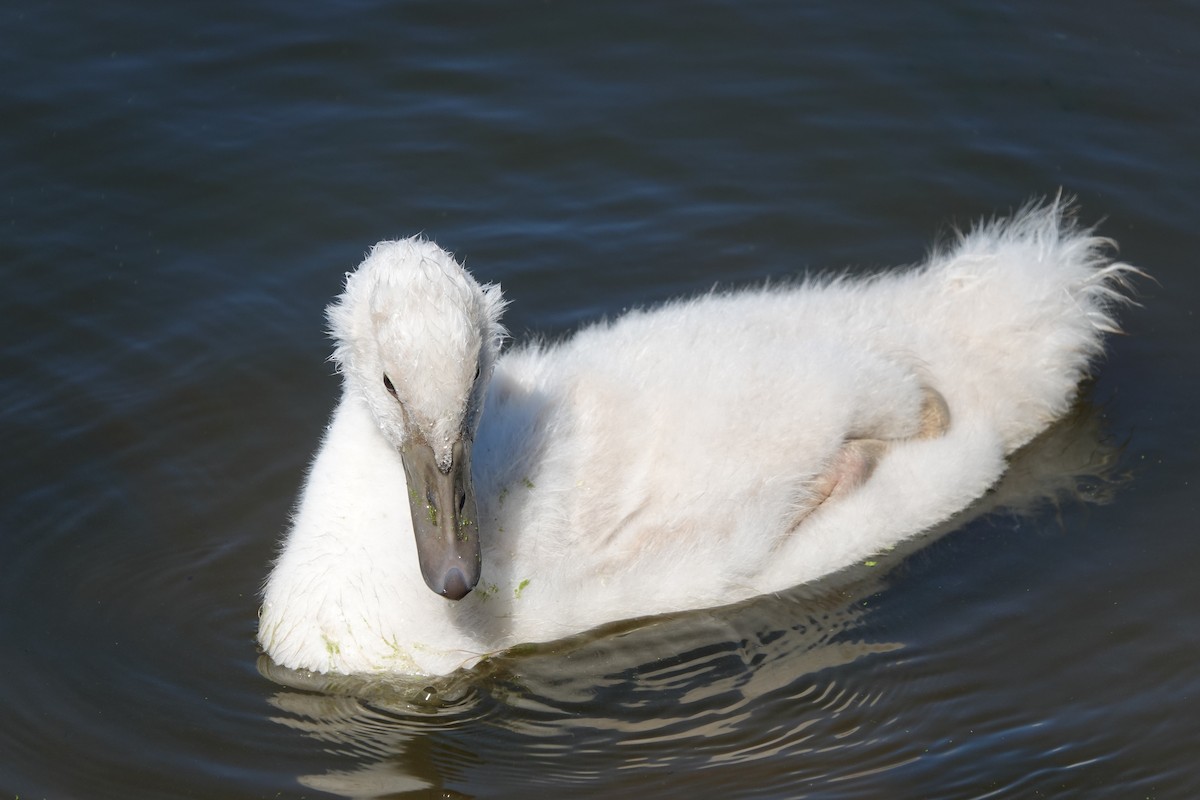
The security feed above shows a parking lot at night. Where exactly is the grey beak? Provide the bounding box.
[399,438,481,599]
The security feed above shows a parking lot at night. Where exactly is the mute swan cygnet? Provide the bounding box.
[258,201,1137,677]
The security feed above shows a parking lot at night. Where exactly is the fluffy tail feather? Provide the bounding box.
[922,196,1142,451]
[955,195,1141,328]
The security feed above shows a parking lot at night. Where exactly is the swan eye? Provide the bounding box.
[383,374,398,398]
[474,364,481,381]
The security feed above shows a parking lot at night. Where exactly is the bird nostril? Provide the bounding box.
[425,486,438,526]
[457,491,466,514]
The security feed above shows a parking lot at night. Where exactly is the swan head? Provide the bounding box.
[327,237,506,600]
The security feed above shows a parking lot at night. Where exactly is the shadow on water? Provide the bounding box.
[256,396,1125,799]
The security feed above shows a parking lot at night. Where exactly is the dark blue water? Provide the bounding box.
[3,1,1197,797]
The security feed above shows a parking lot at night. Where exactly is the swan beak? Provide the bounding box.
[399,438,482,600]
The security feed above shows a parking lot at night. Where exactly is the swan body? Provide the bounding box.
[258,201,1135,677]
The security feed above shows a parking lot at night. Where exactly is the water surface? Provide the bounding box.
[2,1,1198,797]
